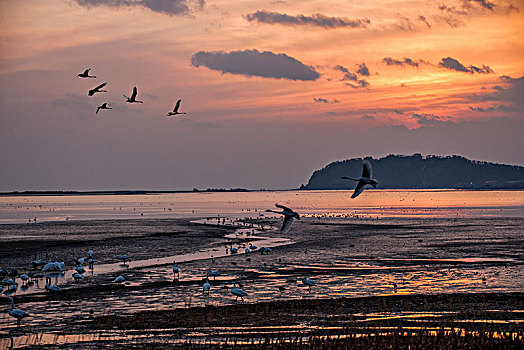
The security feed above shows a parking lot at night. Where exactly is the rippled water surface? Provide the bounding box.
[0,190,523,348]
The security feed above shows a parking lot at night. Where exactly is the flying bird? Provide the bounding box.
[77,68,96,78]
[341,160,378,199]
[96,103,112,114]
[88,83,107,96]
[167,99,186,116]
[265,203,300,233]
[124,86,143,103]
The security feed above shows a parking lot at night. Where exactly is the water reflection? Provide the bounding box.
[1,190,523,224]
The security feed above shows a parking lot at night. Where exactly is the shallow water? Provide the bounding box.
[1,189,523,224]
[0,191,523,348]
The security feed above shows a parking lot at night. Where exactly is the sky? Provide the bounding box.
[0,0,523,191]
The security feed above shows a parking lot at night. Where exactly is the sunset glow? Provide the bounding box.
[0,0,522,190]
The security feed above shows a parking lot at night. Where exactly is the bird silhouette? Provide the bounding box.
[341,160,378,198]
[8,297,30,326]
[96,103,112,114]
[124,86,143,103]
[265,203,300,233]
[88,83,107,96]
[230,283,247,302]
[77,68,96,78]
[167,99,186,116]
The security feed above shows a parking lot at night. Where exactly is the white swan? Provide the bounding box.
[341,159,378,198]
[96,103,112,114]
[124,86,143,103]
[114,275,125,283]
[77,68,96,78]
[88,82,107,96]
[302,277,316,290]
[203,277,211,295]
[8,297,30,326]
[230,283,247,302]
[265,203,300,233]
[167,99,186,116]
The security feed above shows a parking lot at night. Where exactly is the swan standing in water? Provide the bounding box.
[113,275,125,283]
[341,159,378,199]
[8,297,30,326]
[166,99,186,116]
[265,203,300,233]
[203,277,211,295]
[172,261,180,280]
[124,86,143,103]
[118,253,130,265]
[230,283,247,302]
[302,277,316,291]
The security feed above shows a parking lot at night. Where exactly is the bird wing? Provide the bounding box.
[95,82,107,90]
[96,106,101,114]
[83,69,90,75]
[131,86,137,99]
[173,99,181,112]
[280,216,294,233]
[275,203,293,212]
[362,160,372,178]
[351,181,367,199]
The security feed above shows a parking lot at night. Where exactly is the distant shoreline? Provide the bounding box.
[1,188,523,197]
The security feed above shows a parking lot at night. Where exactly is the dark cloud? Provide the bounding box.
[469,105,513,112]
[334,65,357,81]
[438,57,470,73]
[245,10,371,29]
[191,49,320,81]
[469,76,524,111]
[333,65,370,89]
[314,97,339,104]
[357,63,370,77]
[361,114,376,121]
[382,57,427,67]
[411,113,454,126]
[469,65,493,74]
[73,0,196,16]
[347,80,370,89]
[418,15,431,28]
[469,0,495,11]
[438,57,493,74]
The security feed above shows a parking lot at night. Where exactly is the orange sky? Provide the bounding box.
[0,0,522,190]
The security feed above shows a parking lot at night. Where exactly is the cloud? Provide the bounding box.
[245,10,370,29]
[468,76,524,111]
[361,114,376,121]
[469,105,513,112]
[314,97,340,104]
[396,15,415,31]
[190,49,320,81]
[438,57,493,74]
[469,0,495,11]
[411,113,454,126]
[73,0,196,16]
[357,63,370,77]
[382,57,427,67]
[333,64,370,88]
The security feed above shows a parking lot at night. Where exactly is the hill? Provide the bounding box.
[301,154,524,190]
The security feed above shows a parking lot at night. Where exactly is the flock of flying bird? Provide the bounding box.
[77,68,187,116]
[3,155,378,327]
